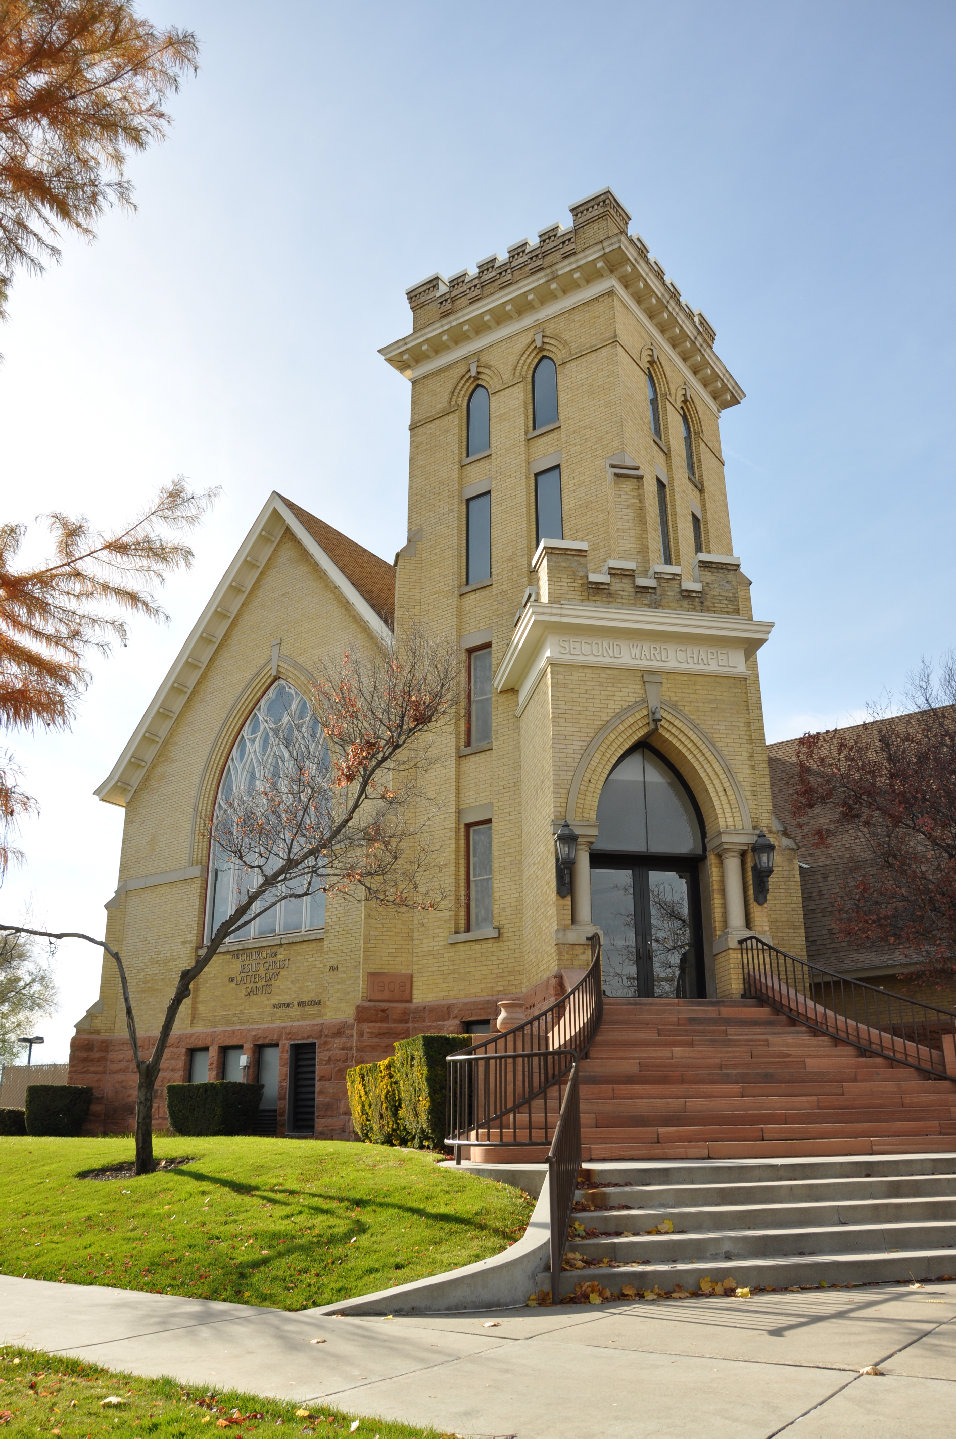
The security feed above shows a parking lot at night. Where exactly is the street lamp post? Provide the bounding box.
[18,1036,44,1066]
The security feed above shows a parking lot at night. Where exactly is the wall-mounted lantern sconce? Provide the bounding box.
[554,820,578,898]
[750,830,776,905]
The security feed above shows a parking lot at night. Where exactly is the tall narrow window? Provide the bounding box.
[209,680,330,942]
[467,821,493,931]
[466,384,490,456]
[188,1048,209,1084]
[465,491,491,583]
[535,465,563,545]
[657,479,672,565]
[691,511,703,556]
[532,356,558,429]
[467,646,493,747]
[221,1046,244,1082]
[682,410,696,478]
[647,370,662,441]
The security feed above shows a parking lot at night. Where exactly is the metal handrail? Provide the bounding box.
[445,931,602,1160]
[445,932,601,1302]
[547,1064,582,1301]
[739,935,956,1080]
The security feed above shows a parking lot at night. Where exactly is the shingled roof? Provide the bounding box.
[279,494,396,628]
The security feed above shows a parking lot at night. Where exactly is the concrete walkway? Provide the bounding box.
[2,1274,956,1437]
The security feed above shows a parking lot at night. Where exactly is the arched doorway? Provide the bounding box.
[590,746,706,998]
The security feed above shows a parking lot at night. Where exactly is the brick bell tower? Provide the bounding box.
[379,189,806,1010]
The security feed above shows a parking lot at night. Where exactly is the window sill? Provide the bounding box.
[448,927,500,944]
[687,472,702,490]
[460,741,493,756]
[652,434,668,454]
[527,420,560,439]
[462,448,492,466]
[460,577,493,594]
[210,927,326,953]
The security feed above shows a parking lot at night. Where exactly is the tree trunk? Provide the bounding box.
[134,1068,156,1175]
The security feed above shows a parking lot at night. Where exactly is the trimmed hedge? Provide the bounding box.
[166,1081,263,1136]
[397,1033,472,1150]
[24,1085,92,1137]
[346,1057,411,1146]
[0,1107,26,1136]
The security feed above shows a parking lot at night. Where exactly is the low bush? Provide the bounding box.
[24,1085,92,1137]
[346,1058,411,1145]
[166,1081,263,1136]
[0,1107,26,1136]
[393,1033,471,1150]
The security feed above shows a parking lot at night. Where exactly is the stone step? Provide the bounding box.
[574,1196,956,1240]
[583,1136,956,1160]
[571,1216,956,1266]
[581,1118,955,1143]
[579,1152,956,1186]
[541,1246,956,1300]
[579,1080,936,1099]
[580,1104,956,1128]
[581,1062,906,1081]
[576,1172,956,1210]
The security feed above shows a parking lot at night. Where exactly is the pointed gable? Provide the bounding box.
[96,492,396,807]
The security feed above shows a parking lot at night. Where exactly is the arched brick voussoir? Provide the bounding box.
[567,699,751,838]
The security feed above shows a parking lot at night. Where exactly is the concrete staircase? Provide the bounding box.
[580,998,956,1161]
[542,1153,956,1300]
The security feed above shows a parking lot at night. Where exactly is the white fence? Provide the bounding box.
[0,1063,69,1109]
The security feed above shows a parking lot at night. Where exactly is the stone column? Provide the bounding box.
[721,847,747,932]
[571,836,594,926]
[706,830,756,999]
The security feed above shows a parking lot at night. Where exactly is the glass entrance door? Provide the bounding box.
[592,862,703,998]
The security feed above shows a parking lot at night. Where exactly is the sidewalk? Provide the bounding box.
[2,1273,955,1437]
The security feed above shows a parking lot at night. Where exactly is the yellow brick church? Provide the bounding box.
[71,189,811,1138]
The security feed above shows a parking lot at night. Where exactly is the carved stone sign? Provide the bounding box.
[367,971,413,1003]
[554,634,744,675]
[228,947,289,999]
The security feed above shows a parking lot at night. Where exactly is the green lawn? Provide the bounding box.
[0,1136,532,1310]
[0,1345,456,1436]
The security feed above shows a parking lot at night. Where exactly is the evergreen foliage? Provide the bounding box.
[165,1081,263,1136]
[24,1083,91,1135]
[0,1106,25,1135]
[347,1033,471,1151]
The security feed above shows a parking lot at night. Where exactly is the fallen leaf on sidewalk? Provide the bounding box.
[483,1320,501,1327]
[309,1337,327,1344]
[859,1366,884,1376]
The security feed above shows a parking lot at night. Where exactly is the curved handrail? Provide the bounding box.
[445,932,602,1159]
[739,935,956,1080]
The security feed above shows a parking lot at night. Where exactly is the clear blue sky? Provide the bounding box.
[2,0,955,1058]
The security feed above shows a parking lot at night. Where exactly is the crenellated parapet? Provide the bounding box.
[388,189,740,411]
[531,539,749,618]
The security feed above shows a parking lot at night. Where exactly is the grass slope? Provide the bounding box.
[0,1136,532,1309]
[0,1345,455,1436]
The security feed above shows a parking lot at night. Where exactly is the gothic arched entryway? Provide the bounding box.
[590,745,706,998]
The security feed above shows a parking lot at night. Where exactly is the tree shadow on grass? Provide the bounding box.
[169,1166,525,1238]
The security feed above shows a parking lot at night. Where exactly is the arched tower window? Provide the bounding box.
[466,384,490,456]
[647,370,662,441]
[208,680,329,941]
[592,746,703,856]
[681,409,696,479]
[532,356,558,430]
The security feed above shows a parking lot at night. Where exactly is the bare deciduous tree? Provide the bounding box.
[792,655,956,983]
[1,630,460,1173]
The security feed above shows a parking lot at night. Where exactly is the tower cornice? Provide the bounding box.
[380,191,745,412]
